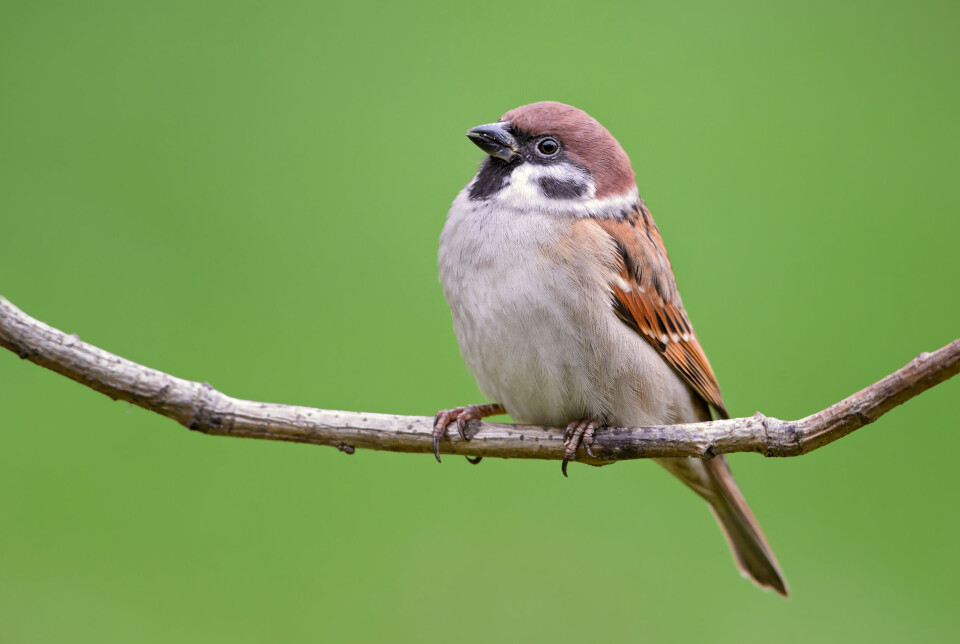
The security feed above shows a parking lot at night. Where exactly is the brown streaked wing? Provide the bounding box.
[596,204,728,418]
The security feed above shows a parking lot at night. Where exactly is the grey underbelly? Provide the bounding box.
[458,291,595,425]
[439,204,703,428]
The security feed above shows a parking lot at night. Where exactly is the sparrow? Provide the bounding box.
[433,101,788,596]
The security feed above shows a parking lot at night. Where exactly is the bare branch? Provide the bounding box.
[1,296,957,464]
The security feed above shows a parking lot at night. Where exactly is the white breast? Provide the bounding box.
[438,188,703,427]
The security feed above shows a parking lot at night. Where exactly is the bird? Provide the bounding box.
[433,101,788,596]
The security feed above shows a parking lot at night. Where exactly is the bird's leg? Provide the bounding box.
[432,403,505,464]
[561,417,602,477]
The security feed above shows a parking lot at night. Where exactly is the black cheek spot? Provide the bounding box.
[538,176,589,199]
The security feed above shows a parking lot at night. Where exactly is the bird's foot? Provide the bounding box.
[562,417,601,477]
[432,403,505,464]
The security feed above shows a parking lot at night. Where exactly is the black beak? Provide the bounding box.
[467,122,518,162]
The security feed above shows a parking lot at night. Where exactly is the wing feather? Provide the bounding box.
[596,202,728,418]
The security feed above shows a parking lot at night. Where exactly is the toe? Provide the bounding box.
[432,410,456,463]
[455,412,471,440]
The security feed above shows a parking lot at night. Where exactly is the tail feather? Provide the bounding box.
[657,456,788,597]
[704,458,788,596]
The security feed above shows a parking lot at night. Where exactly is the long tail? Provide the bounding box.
[657,456,788,597]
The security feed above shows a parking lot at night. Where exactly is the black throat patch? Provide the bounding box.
[468,157,519,200]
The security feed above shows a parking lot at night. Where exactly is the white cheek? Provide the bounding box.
[476,162,638,219]
[509,163,596,200]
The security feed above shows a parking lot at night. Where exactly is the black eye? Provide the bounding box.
[536,137,560,157]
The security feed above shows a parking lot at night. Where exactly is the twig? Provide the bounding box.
[1,296,957,464]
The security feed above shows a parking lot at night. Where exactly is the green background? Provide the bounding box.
[2,0,958,641]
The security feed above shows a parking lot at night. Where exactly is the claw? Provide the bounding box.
[582,422,597,458]
[560,417,601,476]
[466,456,483,465]
[432,411,449,463]
[431,403,505,465]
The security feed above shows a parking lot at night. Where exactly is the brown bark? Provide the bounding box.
[1,296,957,464]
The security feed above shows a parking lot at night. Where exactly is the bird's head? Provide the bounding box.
[464,101,637,215]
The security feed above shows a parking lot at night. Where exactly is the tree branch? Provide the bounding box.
[1,296,957,464]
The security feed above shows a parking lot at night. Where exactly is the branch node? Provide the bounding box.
[761,414,801,458]
[188,382,233,434]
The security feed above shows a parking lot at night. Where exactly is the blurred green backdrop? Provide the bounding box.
[2,0,958,641]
